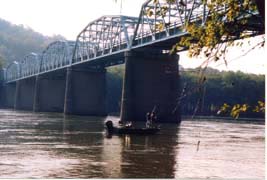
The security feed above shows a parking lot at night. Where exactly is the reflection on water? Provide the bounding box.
[0,109,264,179]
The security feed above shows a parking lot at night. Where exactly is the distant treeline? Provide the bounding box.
[107,66,265,118]
[0,18,64,67]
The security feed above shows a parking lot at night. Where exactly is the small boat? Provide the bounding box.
[105,120,160,135]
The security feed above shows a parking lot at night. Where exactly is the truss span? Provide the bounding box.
[132,0,207,47]
[41,40,75,72]
[20,53,40,79]
[73,15,139,63]
[5,61,20,82]
[73,1,209,63]
[2,0,263,83]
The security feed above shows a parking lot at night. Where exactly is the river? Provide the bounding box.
[0,109,264,179]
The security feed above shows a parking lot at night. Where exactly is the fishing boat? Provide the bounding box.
[105,120,160,135]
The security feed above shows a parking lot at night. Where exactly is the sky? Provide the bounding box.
[0,0,265,74]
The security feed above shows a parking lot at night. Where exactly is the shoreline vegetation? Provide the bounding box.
[107,66,265,119]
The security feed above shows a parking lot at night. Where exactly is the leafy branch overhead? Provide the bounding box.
[218,101,265,119]
[171,0,265,62]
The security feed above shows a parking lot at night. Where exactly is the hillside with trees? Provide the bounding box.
[0,18,65,67]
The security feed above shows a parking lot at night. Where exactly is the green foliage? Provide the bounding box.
[179,68,265,118]
[254,101,265,113]
[171,0,265,63]
[218,101,265,119]
[0,55,4,68]
[107,65,125,113]
[218,103,249,119]
[107,65,265,119]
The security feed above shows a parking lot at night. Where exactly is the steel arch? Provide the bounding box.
[73,15,139,63]
[5,61,20,82]
[40,40,75,72]
[132,0,209,47]
[20,53,40,78]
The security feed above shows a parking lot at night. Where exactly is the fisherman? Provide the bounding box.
[125,121,132,128]
[118,120,123,126]
[146,112,152,128]
[150,112,157,125]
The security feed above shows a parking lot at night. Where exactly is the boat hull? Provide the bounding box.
[114,127,160,135]
[105,120,160,135]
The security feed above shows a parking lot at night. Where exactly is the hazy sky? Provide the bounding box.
[0,0,265,74]
[0,0,145,39]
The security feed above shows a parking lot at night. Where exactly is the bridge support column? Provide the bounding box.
[33,75,41,112]
[64,67,107,116]
[14,78,35,110]
[0,84,3,108]
[120,50,180,123]
[33,74,66,112]
[3,82,16,108]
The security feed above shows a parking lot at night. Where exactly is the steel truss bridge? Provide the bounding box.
[2,0,263,83]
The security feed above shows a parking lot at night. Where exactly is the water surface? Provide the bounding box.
[0,109,264,179]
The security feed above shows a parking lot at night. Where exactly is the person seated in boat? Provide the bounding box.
[125,121,132,128]
[118,120,123,126]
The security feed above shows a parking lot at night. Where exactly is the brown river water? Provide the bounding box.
[0,109,264,179]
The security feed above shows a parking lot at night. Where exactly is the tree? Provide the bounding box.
[0,55,4,68]
[172,0,265,64]
[112,0,265,118]
[169,0,265,118]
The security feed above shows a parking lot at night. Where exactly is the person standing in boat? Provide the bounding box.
[146,112,152,128]
[150,112,157,126]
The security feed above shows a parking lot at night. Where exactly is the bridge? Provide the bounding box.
[0,0,263,122]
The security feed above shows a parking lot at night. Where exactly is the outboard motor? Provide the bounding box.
[105,120,114,134]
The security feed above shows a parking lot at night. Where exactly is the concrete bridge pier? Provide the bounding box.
[120,50,180,123]
[33,75,41,112]
[64,67,107,116]
[33,73,66,112]
[2,82,16,108]
[14,78,36,110]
